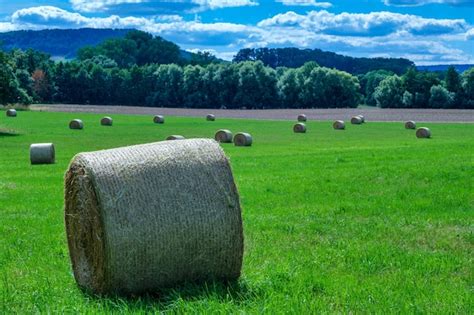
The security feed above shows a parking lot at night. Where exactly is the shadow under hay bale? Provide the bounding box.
[405,121,416,129]
[64,139,243,295]
[233,133,252,147]
[30,143,55,165]
[297,114,307,122]
[333,120,345,130]
[69,119,84,130]
[351,116,363,125]
[293,123,306,133]
[6,109,17,117]
[0,129,19,137]
[153,115,165,124]
[206,114,216,121]
[215,129,233,143]
[101,117,113,126]
[416,127,431,139]
[166,135,185,140]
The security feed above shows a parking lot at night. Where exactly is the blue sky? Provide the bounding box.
[0,0,473,64]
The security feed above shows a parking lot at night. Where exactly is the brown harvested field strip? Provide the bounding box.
[32,104,474,123]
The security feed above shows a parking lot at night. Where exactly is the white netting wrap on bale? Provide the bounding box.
[293,123,307,133]
[153,115,165,124]
[101,117,113,126]
[351,116,363,125]
[405,121,416,129]
[30,143,55,165]
[416,127,431,139]
[166,135,185,140]
[6,109,17,117]
[297,114,307,122]
[69,119,84,130]
[333,120,345,130]
[64,139,244,295]
[233,133,252,147]
[215,129,233,143]
[357,115,365,123]
[206,114,216,121]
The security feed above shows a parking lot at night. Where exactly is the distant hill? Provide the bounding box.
[416,64,473,73]
[233,47,415,75]
[0,28,132,59]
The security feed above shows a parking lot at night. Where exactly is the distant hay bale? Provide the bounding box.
[405,121,416,129]
[333,120,345,130]
[30,143,55,165]
[166,135,185,140]
[69,119,84,130]
[351,116,363,125]
[6,109,17,117]
[293,123,307,133]
[215,129,233,143]
[153,115,165,124]
[357,115,365,123]
[233,132,252,146]
[206,114,216,121]
[416,127,431,139]
[297,114,307,122]
[64,139,243,295]
[101,117,113,126]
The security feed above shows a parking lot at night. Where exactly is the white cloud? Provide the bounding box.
[276,0,332,8]
[466,28,474,40]
[383,0,474,6]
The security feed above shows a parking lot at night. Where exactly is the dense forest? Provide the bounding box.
[1,30,473,109]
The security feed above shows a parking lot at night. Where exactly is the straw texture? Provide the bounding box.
[166,135,185,140]
[293,123,307,133]
[153,115,165,124]
[416,127,431,138]
[206,114,216,121]
[333,120,345,130]
[405,121,416,129]
[69,119,84,130]
[351,116,363,125]
[64,139,243,295]
[101,117,113,126]
[6,109,17,117]
[297,114,307,122]
[357,115,365,123]
[30,143,55,165]
[215,129,233,143]
[233,133,252,146]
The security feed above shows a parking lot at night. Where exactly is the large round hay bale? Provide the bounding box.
[215,129,233,143]
[6,109,17,117]
[351,116,363,125]
[405,121,416,129]
[69,119,84,130]
[333,120,345,130]
[416,127,431,139]
[153,115,165,124]
[64,139,243,295]
[293,123,307,133]
[297,114,307,122]
[357,115,365,123]
[101,117,113,126]
[233,132,252,147]
[30,143,55,165]
[166,135,185,140]
[206,114,216,121]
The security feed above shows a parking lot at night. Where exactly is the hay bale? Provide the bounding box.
[166,135,185,140]
[405,121,416,129]
[297,114,307,122]
[351,116,363,125]
[233,132,252,147]
[206,114,216,121]
[30,143,55,165]
[293,123,307,133]
[69,119,84,130]
[333,120,345,130]
[101,117,113,126]
[64,139,243,295]
[416,127,431,139]
[357,115,365,123]
[6,109,17,117]
[215,129,233,143]
[153,115,165,124]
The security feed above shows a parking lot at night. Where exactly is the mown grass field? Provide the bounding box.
[1,110,473,313]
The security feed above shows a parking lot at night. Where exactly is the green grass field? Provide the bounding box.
[1,111,473,313]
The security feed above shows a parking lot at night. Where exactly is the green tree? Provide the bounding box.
[429,85,454,108]
[374,75,405,108]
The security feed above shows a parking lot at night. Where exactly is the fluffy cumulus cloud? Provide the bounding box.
[466,28,474,39]
[383,0,474,6]
[276,0,332,8]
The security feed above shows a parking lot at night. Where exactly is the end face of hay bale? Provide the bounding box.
[416,127,431,138]
[153,115,165,124]
[234,132,252,146]
[101,117,113,126]
[215,129,233,143]
[166,135,185,140]
[293,123,307,133]
[206,114,216,121]
[333,120,345,130]
[297,114,307,122]
[6,109,17,117]
[351,116,363,125]
[405,121,416,129]
[30,143,55,165]
[69,119,84,130]
[64,139,243,295]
